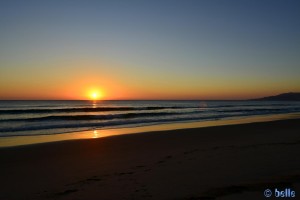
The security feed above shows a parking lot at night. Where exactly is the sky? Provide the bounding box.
[0,0,299,100]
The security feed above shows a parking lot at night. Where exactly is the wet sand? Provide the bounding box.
[1,118,300,200]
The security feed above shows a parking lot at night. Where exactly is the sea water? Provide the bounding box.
[0,100,299,137]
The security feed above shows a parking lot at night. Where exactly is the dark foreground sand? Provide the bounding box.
[1,119,300,200]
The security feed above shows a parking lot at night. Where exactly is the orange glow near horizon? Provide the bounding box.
[0,63,299,100]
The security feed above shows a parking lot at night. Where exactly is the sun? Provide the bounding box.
[89,90,102,100]
[86,87,105,100]
[92,92,98,99]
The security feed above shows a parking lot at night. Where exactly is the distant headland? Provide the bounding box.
[251,92,300,101]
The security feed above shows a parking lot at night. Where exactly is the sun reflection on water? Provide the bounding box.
[92,101,97,108]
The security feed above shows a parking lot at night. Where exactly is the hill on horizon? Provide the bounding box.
[252,92,300,101]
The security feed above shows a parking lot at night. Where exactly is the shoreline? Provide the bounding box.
[1,112,300,148]
[1,117,300,199]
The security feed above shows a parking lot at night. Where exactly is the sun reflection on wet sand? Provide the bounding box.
[92,130,99,138]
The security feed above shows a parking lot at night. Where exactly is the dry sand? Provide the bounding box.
[1,118,300,200]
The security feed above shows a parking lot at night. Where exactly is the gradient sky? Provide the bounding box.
[0,0,299,100]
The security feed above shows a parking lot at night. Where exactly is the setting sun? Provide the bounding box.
[92,92,98,99]
[89,91,102,100]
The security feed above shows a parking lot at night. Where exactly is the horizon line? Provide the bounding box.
[0,99,254,101]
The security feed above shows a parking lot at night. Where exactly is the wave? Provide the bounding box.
[0,113,232,134]
[216,108,289,113]
[0,111,196,122]
[1,106,299,124]
[0,103,293,115]
[0,106,198,115]
[2,109,300,134]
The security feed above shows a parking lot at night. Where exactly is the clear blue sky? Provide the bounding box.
[0,0,299,100]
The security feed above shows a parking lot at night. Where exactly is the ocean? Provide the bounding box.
[0,100,300,137]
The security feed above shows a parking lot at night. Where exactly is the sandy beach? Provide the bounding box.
[1,118,300,200]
